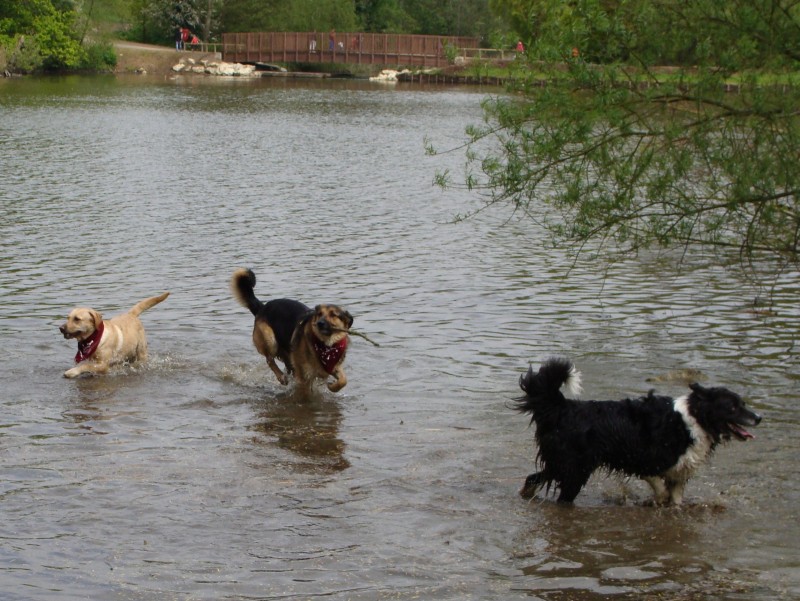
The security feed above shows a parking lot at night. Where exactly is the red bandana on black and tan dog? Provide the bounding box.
[311,335,348,375]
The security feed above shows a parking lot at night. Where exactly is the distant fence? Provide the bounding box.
[461,48,518,62]
[183,42,222,54]
[221,32,480,67]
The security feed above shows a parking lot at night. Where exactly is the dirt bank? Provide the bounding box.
[114,41,218,76]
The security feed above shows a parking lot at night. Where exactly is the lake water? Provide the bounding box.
[0,74,798,601]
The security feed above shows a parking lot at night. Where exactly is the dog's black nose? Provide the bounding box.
[754,412,762,425]
[59,325,66,334]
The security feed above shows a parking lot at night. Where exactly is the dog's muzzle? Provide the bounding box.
[730,409,762,440]
[316,319,332,335]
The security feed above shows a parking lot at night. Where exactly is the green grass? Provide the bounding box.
[80,0,131,35]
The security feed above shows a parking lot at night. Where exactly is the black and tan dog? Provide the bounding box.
[231,268,353,392]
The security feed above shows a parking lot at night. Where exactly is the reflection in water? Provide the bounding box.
[514,504,740,599]
[250,390,350,473]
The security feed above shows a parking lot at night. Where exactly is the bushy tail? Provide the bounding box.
[515,357,582,419]
[230,268,263,316]
[129,292,169,317]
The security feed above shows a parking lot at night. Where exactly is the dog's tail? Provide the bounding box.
[230,268,263,316]
[129,292,170,317]
[515,357,583,419]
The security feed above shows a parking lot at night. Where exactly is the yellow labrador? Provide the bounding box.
[59,292,169,378]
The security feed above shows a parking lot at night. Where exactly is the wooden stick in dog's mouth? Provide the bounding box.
[329,326,380,347]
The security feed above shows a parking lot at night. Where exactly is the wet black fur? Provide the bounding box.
[231,268,310,373]
[515,357,762,504]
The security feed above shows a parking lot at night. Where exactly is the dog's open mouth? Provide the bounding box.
[729,422,755,440]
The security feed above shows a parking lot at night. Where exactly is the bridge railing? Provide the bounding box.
[183,42,223,55]
[460,48,518,62]
[221,32,480,67]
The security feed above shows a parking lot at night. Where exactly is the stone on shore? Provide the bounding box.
[369,69,411,82]
[172,58,258,77]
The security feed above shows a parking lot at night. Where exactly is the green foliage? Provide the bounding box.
[357,0,418,33]
[0,0,87,71]
[125,0,221,44]
[440,0,800,266]
[34,11,85,68]
[221,0,499,40]
[1,35,44,72]
[222,0,359,34]
[80,39,116,69]
[442,42,458,63]
[80,0,130,27]
[0,0,120,71]
[490,0,800,67]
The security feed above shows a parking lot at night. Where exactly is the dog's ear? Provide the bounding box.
[298,309,315,327]
[689,382,708,398]
[342,310,353,328]
[89,309,103,329]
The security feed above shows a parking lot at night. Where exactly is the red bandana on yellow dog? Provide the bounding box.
[75,322,104,363]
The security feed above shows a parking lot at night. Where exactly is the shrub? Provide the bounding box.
[81,40,117,71]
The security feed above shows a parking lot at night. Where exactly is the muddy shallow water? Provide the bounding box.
[0,75,798,600]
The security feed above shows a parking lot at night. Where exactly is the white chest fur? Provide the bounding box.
[666,395,713,480]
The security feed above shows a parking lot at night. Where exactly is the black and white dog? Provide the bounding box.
[515,357,761,505]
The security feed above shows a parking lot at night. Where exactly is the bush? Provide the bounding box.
[33,13,86,70]
[80,40,117,71]
[2,35,45,73]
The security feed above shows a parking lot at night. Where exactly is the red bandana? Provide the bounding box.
[75,322,104,363]
[311,335,348,375]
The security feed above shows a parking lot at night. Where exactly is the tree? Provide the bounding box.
[438,0,800,267]
[356,0,417,33]
[0,0,86,70]
[221,0,359,34]
[220,0,497,39]
[127,0,221,44]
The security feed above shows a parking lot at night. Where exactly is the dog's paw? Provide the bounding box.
[643,494,670,507]
[327,380,346,392]
[278,374,289,385]
[520,473,544,499]
[64,367,80,378]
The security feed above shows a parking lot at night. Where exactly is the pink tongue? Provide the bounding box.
[732,424,754,439]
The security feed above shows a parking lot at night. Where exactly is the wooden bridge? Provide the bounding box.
[221,32,480,68]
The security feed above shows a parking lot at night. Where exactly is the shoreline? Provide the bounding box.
[112,41,495,85]
[113,41,217,76]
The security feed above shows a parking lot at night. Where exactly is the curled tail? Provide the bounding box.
[515,357,582,419]
[230,268,263,316]
[129,292,169,317]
